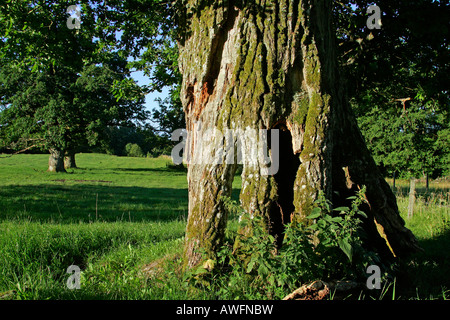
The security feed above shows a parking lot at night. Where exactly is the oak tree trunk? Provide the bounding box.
[64,151,77,169]
[178,0,420,269]
[48,148,66,173]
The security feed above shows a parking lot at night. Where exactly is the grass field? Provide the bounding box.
[0,153,448,300]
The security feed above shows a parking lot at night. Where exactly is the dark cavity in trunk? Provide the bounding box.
[270,124,300,248]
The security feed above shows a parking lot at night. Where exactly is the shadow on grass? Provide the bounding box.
[78,162,188,173]
[397,229,450,299]
[0,184,188,224]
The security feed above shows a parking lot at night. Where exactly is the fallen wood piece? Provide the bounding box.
[283,280,329,300]
[0,290,16,300]
[283,280,361,300]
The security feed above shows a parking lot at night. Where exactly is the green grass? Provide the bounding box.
[0,153,189,299]
[0,153,448,300]
[0,153,189,223]
[395,185,450,300]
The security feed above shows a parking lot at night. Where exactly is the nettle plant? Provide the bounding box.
[196,187,381,299]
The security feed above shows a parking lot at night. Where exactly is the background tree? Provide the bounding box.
[122,0,185,155]
[0,1,147,171]
[335,0,450,216]
[83,0,184,158]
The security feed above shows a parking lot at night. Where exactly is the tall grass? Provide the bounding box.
[394,181,450,300]
[0,220,186,299]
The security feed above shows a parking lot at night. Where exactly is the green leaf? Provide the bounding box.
[317,219,326,228]
[306,207,321,219]
[321,237,332,246]
[333,206,349,212]
[268,274,275,287]
[246,259,256,273]
[331,216,344,223]
[338,239,353,263]
[31,62,39,73]
[308,223,318,231]
[357,210,368,219]
[194,266,209,275]
[258,264,269,276]
[5,17,13,37]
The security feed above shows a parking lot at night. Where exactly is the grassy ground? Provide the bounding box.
[391,179,449,300]
[0,153,448,300]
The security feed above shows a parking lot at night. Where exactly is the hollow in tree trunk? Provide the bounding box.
[48,148,66,173]
[178,0,420,269]
[64,151,77,169]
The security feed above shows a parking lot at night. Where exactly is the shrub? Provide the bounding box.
[125,143,144,157]
[192,187,382,299]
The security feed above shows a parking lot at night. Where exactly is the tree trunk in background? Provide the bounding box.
[64,151,77,169]
[178,0,420,269]
[48,149,66,173]
[408,177,416,219]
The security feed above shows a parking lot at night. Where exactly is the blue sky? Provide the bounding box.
[132,70,170,113]
[109,27,171,114]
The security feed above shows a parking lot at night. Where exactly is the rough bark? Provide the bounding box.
[48,148,66,173]
[178,0,420,269]
[64,151,77,169]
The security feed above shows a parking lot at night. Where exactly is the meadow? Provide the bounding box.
[0,153,448,300]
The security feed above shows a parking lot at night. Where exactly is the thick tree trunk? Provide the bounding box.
[178,0,420,269]
[48,148,66,173]
[64,151,77,169]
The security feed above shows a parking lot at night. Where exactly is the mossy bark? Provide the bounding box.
[178,0,420,269]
